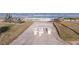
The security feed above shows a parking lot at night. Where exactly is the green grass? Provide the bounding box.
[0,21,33,45]
[54,22,79,41]
[60,21,79,33]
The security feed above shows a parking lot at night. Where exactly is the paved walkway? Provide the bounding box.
[10,21,69,45]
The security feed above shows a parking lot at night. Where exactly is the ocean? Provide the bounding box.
[0,13,79,18]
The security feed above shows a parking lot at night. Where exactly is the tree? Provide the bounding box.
[5,13,13,23]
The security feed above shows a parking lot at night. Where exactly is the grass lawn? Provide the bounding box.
[0,21,33,45]
[54,21,79,41]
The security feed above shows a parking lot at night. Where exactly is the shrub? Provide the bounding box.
[0,26,10,34]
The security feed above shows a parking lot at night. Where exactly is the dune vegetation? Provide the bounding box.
[0,21,32,45]
[53,21,79,41]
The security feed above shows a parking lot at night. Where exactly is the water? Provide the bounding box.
[0,13,79,18]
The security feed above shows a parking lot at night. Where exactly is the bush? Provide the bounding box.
[0,26,10,34]
[19,21,25,23]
